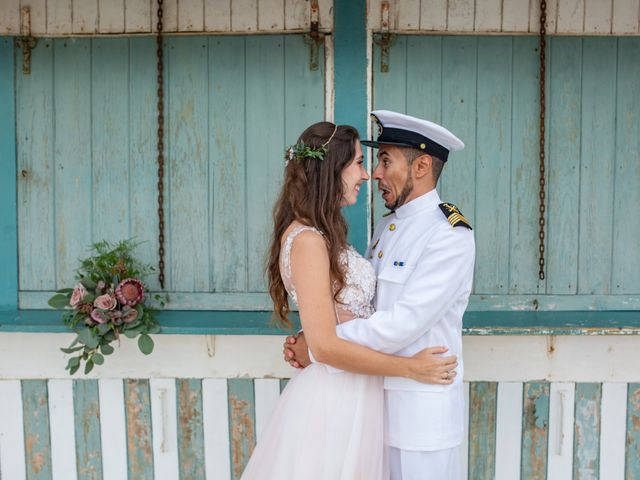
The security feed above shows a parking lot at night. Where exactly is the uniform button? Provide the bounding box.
[378,251,383,258]
[389,224,396,231]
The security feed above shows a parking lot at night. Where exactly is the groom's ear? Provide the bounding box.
[412,154,432,179]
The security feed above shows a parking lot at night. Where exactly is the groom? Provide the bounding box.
[284,110,475,480]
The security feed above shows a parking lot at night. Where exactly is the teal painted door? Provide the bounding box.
[15,36,325,310]
[372,36,640,302]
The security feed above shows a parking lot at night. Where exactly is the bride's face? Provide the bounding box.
[341,142,369,206]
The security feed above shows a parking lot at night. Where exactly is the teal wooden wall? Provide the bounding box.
[373,36,640,299]
[15,36,324,310]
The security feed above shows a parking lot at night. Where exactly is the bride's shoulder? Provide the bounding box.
[281,222,324,246]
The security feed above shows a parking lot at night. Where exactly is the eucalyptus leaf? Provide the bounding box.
[68,356,80,368]
[97,323,111,335]
[138,334,154,355]
[61,346,84,354]
[123,328,140,339]
[92,353,104,365]
[48,294,70,309]
[100,344,115,355]
[69,364,80,375]
[147,324,161,335]
[84,360,94,374]
[82,278,97,290]
[78,328,99,349]
[56,288,74,294]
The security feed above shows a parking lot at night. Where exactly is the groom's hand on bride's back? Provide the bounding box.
[283,333,311,369]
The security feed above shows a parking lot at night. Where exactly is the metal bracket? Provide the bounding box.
[373,2,395,72]
[16,7,37,75]
[303,1,323,71]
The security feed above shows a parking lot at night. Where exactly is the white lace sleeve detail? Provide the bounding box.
[280,226,323,304]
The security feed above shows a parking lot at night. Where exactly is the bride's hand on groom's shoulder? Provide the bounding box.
[408,347,458,385]
[283,333,310,369]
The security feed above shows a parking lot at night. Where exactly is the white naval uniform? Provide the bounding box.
[333,189,475,479]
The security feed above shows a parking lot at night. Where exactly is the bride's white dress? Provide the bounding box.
[241,226,386,479]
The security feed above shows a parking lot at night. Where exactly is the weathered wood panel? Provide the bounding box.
[227,378,256,480]
[124,379,154,480]
[73,379,103,479]
[626,384,640,480]
[176,379,206,479]
[547,382,575,479]
[22,380,53,480]
[521,381,549,479]
[149,379,179,480]
[573,383,601,479]
[468,382,497,479]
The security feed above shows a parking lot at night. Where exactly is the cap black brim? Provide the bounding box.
[360,140,416,149]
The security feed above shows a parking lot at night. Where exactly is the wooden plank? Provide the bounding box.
[0,0,20,34]
[521,381,550,479]
[227,378,256,480]
[47,0,72,35]
[625,384,640,480]
[72,0,98,33]
[152,0,177,32]
[502,0,531,32]
[128,36,161,291]
[27,0,47,35]
[447,0,475,32]
[98,379,128,480]
[205,0,231,30]
[245,36,285,291]
[53,38,92,289]
[584,0,612,33]
[406,36,442,124]
[15,38,54,291]
[495,382,523,480]
[48,380,77,480]
[0,380,27,480]
[284,0,307,30]
[73,380,103,480]
[22,380,53,480]
[573,383,602,479]
[125,0,152,32]
[398,0,420,30]
[420,0,447,30]
[99,0,125,32]
[318,0,332,31]
[468,382,497,479]
[546,37,581,294]
[149,379,179,480]
[612,38,640,294]
[371,35,407,223]
[469,382,494,474]
[509,36,543,294]
[460,382,469,480]
[259,0,285,30]
[547,383,575,480]
[209,36,248,292]
[440,36,477,228]
[124,379,154,480]
[556,0,584,33]
[612,0,640,33]
[177,379,206,479]
[167,36,211,292]
[231,0,258,31]
[529,0,558,34]
[178,0,204,31]
[474,37,512,294]
[474,0,502,31]
[254,379,280,442]
[578,38,616,295]
[599,383,628,479]
[202,378,231,480]
[91,37,131,243]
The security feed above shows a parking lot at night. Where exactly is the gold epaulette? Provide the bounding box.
[439,203,472,230]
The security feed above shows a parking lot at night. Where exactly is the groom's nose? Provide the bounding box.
[372,162,383,180]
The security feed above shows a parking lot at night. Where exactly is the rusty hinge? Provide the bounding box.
[303,1,323,70]
[373,1,395,72]
[15,7,37,75]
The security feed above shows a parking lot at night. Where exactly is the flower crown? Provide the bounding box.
[285,125,338,165]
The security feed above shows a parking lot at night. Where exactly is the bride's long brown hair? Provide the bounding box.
[267,122,360,327]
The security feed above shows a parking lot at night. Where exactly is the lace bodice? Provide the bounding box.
[280,225,376,322]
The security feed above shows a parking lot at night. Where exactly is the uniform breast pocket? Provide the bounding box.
[377,265,416,285]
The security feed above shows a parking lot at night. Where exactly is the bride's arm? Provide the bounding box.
[290,230,455,383]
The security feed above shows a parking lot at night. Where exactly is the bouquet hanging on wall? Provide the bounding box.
[48,240,165,375]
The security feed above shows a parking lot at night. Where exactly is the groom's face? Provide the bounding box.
[373,145,414,211]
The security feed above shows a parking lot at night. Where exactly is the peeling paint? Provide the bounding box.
[522,382,550,479]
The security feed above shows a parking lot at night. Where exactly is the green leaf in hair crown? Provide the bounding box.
[285,140,328,165]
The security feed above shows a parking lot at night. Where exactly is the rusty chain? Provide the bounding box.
[538,0,547,281]
[156,0,166,289]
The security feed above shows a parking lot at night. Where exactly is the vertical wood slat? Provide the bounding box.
[474,0,502,31]
[178,0,204,31]
[397,0,420,30]
[578,38,617,294]
[612,0,640,33]
[502,0,530,32]
[420,0,447,30]
[98,379,128,480]
[72,0,98,33]
[254,378,281,442]
[91,37,131,244]
[124,379,154,480]
[22,380,53,480]
[48,380,78,480]
[521,381,550,479]
[126,0,152,32]
[556,0,585,33]
[152,0,178,32]
[495,382,523,480]
[547,383,575,480]
[460,382,470,480]
[529,0,558,34]
[259,0,285,31]
[47,0,72,35]
[232,0,258,31]
[227,378,256,480]
[203,378,231,480]
[625,384,640,480]
[149,379,179,480]
[99,0,125,32]
[0,380,27,480]
[447,0,475,31]
[599,383,628,480]
[573,383,602,479]
[612,37,640,294]
[584,0,613,33]
[177,379,206,479]
[284,0,308,30]
[205,0,231,30]
[468,382,497,479]
[73,380,103,480]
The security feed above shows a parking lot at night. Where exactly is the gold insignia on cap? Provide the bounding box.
[420,143,426,149]
[370,113,383,137]
[439,203,472,230]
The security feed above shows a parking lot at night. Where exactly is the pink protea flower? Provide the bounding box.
[115,278,145,306]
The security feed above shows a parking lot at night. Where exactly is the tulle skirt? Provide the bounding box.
[241,363,387,479]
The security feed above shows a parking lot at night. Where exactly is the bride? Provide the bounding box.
[240,122,457,479]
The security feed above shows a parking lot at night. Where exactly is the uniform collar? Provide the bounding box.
[393,188,440,219]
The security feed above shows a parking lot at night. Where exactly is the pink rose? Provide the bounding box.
[90,309,109,324]
[121,307,138,324]
[94,293,117,310]
[70,283,87,308]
